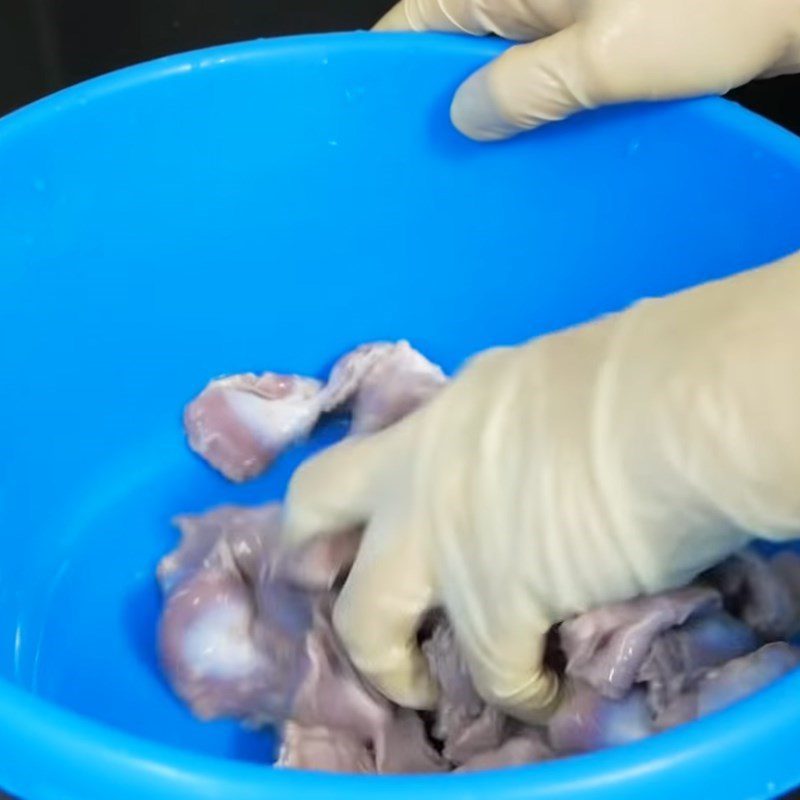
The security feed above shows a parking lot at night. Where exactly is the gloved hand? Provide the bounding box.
[374,0,800,140]
[283,250,800,722]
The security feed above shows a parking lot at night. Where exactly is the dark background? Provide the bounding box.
[0,2,798,799]
[0,0,799,133]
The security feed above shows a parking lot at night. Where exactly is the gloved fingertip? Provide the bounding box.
[503,672,563,725]
[342,623,440,709]
[279,505,315,547]
[279,498,344,556]
[451,67,527,142]
[378,658,440,710]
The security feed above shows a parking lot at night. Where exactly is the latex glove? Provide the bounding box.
[374,0,800,140]
[283,250,800,723]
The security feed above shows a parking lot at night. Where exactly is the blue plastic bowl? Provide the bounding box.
[0,30,799,800]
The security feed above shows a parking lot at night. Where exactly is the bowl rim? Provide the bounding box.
[1,30,799,800]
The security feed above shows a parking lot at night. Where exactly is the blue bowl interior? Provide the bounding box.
[0,31,799,800]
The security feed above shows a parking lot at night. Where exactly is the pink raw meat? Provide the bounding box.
[159,499,800,773]
[321,341,447,434]
[158,503,444,773]
[654,642,800,730]
[158,505,311,724]
[184,374,323,482]
[276,723,375,773]
[161,341,800,774]
[707,549,800,640]
[183,341,447,483]
[455,731,553,772]
[637,612,759,715]
[560,587,722,700]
